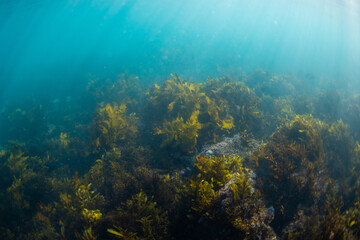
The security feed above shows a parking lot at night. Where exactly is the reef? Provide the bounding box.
[0,70,360,239]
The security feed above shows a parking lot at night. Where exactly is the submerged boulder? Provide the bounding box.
[201,134,262,169]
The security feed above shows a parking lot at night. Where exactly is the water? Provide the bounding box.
[1,0,359,104]
[1,0,360,239]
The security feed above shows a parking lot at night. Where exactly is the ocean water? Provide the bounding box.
[1,0,359,103]
[1,0,360,239]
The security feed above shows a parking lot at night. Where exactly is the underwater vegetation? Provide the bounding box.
[91,103,138,151]
[143,74,264,168]
[1,69,360,239]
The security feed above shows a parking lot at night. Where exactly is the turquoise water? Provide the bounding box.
[1,1,360,239]
[1,0,359,104]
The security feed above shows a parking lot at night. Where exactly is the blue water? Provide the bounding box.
[0,0,359,104]
[2,2,360,238]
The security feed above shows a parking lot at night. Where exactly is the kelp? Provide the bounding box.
[91,103,138,151]
[0,104,47,143]
[201,77,264,137]
[55,178,105,239]
[144,74,201,123]
[281,186,354,240]
[144,75,265,167]
[314,89,342,122]
[1,71,360,239]
[177,154,276,239]
[252,115,329,233]
[155,110,201,155]
[86,74,144,112]
[106,192,170,240]
[60,132,70,148]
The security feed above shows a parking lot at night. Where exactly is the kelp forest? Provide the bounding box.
[1,70,360,240]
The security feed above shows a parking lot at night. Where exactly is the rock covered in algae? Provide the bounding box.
[201,134,262,170]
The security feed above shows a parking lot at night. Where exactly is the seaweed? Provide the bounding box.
[1,71,360,239]
[60,132,70,148]
[144,75,265,167]
[253,115,329,233]
[314,89,342,122]
[91,103,138,151]
[86,74,145,113]
[200,77,264,138]
[55,179,105,239]
[155,110,201,155]
[177,154,276,239]
[106,191,170,240]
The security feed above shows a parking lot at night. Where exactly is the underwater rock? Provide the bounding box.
[201,134,262,168]
[47,123,56,135]
[175,135,261,181]
[215,167,277,239]
[196,136,278,239]
[265,206,275,224]
[201,135,261,157]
